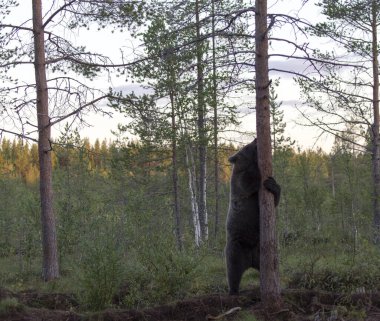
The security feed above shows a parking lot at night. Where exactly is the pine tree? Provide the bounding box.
[255,0,282,310]
[270,80,295,153]
[299,0,380,243]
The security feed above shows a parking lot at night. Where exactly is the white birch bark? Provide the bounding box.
[185,143,201,247]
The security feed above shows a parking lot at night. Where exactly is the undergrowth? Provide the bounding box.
[283,240,380,293]
[0,297,24,315]
[2,235,380,312]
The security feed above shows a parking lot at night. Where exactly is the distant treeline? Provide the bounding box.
[0,134,375,248]
[0,134,378,307]
[0,136,237,184]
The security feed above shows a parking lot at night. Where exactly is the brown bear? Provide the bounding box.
[225,139,281,295]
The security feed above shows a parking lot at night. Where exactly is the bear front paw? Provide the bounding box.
[263,177,281,206]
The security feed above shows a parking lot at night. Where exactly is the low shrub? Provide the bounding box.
[77,233,124,311]
[0,297,24,315]
[285,251,380,293]
[121,243,200,308]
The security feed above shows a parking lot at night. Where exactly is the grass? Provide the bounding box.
[234,311,258,321]
[0,255,83,295]
[281,240,380,292]
[0,297,25,315]
[0,250,227,310]
[2,240,380,312]
[190,254,227,294]
[0,256,42,291]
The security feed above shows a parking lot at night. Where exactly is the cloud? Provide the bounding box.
[113,83,154,96]
[282,99,302,106]
[269,59,318,78]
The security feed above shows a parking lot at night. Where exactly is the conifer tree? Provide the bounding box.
[255,0,282,310]
[270,80,295,153]
[299,0,380,243]
[0,0,144,280]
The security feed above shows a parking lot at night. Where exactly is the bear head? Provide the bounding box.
[228,139,259,175]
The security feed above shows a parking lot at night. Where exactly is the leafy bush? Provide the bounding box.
[120,240,200,308]
[77,231,124,311]
[145,249,198,299]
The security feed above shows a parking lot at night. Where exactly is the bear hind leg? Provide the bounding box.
[226,241,249,295]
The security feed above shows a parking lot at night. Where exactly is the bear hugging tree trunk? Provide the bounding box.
[225,139,281,295]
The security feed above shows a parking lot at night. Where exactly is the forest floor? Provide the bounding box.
[1,287,380,321]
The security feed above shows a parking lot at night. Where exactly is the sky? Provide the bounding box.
[3,0,337,151]
[76,0,336,150]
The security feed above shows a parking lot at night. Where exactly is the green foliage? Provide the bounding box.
[235,311,258,321]
[141,248,197,299]
[0,297,24,315]
[190,254,227,294]
[77,232,124,311]
[284,243,380,293]
[120,234,201,308]
[1,133,380,312]
[68,1,146,32]
[0,177,40,273]
[300,0,377,155]
[270,79,295,152]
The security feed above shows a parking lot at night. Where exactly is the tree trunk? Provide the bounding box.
[255,0,282,310]
[185,143,201,247]
[195,0,208,243]
[330,156,336,198]
[32,0,59,281]
[212,0,220,240]
[170,90,183,251]
[371,0,380,244]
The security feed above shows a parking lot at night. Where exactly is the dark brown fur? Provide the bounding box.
[226,139,280,295]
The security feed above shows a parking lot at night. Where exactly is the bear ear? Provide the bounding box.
[228,153,239,163]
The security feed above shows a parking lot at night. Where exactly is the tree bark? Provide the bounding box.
[170,90,183,251]
[371,0,380,244]
[32,0,59,280]
[185,143,201,247]
[255,0,282,310]
[330,156,336,198]
[195,0,208,243]
[212,0,220,240]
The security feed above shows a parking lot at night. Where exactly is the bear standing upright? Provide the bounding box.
[225,139,281,295]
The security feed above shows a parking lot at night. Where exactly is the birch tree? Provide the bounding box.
[195,0,209,243]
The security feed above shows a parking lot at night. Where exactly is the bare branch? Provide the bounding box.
[49,94,110,128]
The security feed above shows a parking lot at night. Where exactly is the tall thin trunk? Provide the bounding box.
[255,0,282,310]
[32,0,59,281]
[170,90,183,251]
[212,0,220,239]
[185,143,201,247]
[371,0,380,244]
[195,0,208,242]
[331,157,336,198]
[270,94,277,155]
